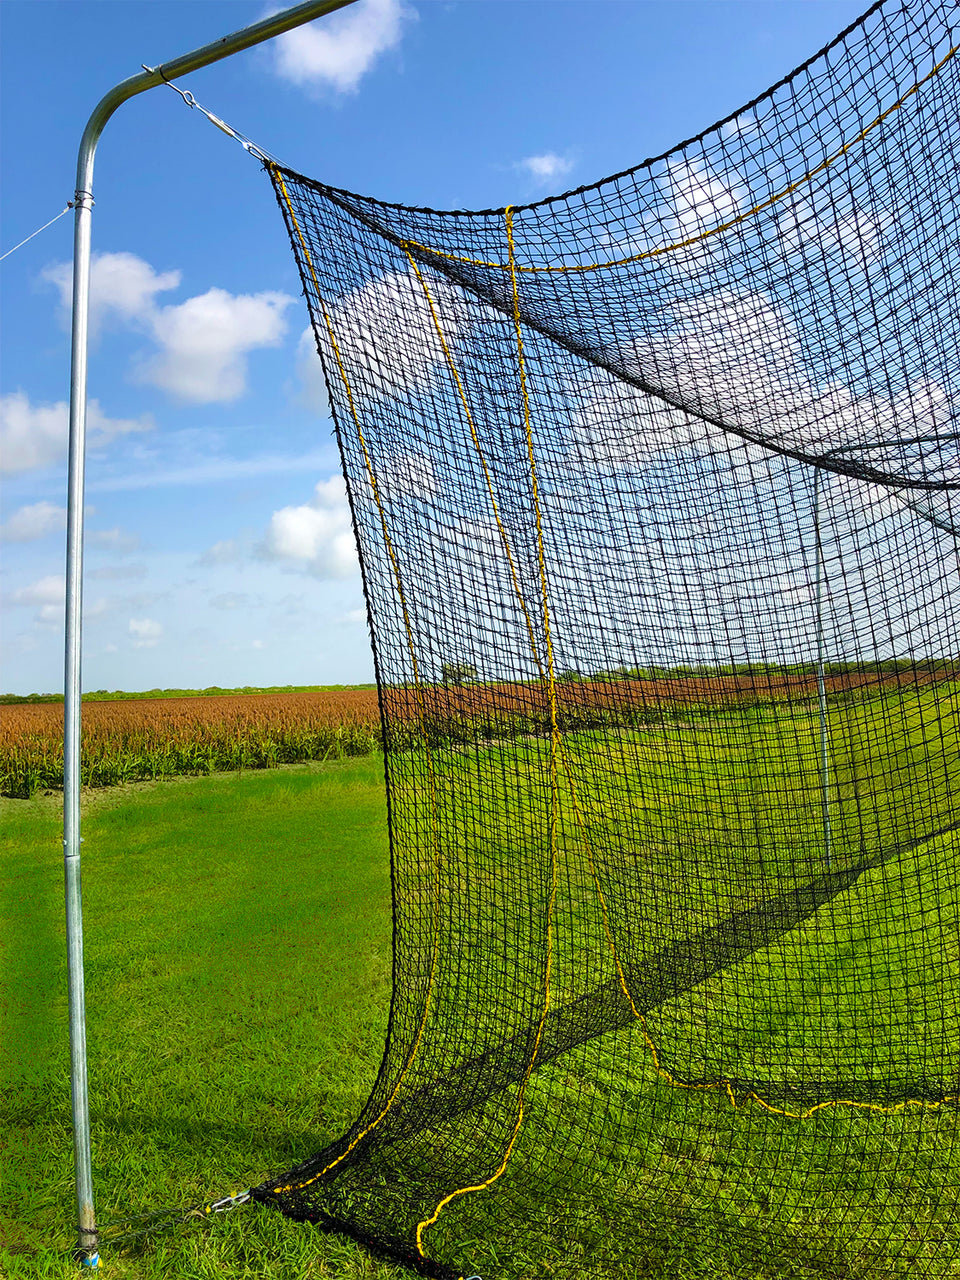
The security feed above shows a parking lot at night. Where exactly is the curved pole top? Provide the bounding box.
[75,0,358,194]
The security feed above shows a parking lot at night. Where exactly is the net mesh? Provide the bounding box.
[251,2,960,1274]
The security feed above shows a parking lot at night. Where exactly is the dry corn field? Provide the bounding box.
[2,669,935,799]
[0,691,382,799]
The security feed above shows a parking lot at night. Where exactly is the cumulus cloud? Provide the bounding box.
[778,197,891,265]
[136,288,292,402]
[0,501,66,542]
[42,251,181,335]
[88,564,147,581]
[129,617,163,648]
[822,474,908,525]
[570,375,714,468]
[209,592,253,611]
[900,490,959,538]
[88,526,141,553]
[378,451,435,499]
[198,539,242,566]
[611,156,953,478]
[585,157,747,271]
[42,251,295,406]
[723,114,759,138]
[516,153,574,186]
[12,575,65,625]
[301,268,472,407]
[13,575,65,607]
[9,576,116,626]
[638,289,954,469]
[0,391,151,474]
[833,208,892,261]
[641,288,801,413]
[271,0,412,93]
[665,158,745,248]
[583,287,801,465]
[261,474,359,578]
[574,269,957,484]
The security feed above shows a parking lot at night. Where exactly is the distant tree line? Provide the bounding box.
[0,684,377,705]
[560,658,959,682]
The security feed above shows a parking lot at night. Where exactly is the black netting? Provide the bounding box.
[252,3,960,1275]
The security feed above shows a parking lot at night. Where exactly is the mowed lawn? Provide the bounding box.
[2,708,959,1280]
[1,758,404,1279]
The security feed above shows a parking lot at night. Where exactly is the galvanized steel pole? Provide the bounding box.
[63,1,358,1266]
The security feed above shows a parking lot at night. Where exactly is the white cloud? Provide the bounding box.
[777,198,820,259]
[571,374,713,468]
[823,474,907,524]
[833,208,891,262]
[2,394,70,473]
[900,490,959,537]
[516,153,574,185]
[301,268,472,407]
[723,114,759,138]
[12,575,65,607]
[9,577,116,627]
[129,617,163,648]
[42,251,295,406]
[209,592,252,611]
[665,158,745,245]
[199,539,242,566]
[88,526,141,553]
[778,197,891,265]
[261,474,359,578]
[888,380,952,440]
[378,451,435,499]
[272,0,412,93]
[0,391,151,474]
[594,158,746,273]
[88,564,147,581]
[0,501,66,542]
[136,288,292,403]
[599,287,800,461]
[584,272,956,484]
[11,577,66,627]
[42,251,181,335]
[652,288,801,407]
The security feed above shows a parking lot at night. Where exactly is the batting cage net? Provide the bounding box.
[252,2,960,1275]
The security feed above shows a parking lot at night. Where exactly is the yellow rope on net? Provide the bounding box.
[403,226,956,1129]
[269,167,447,1199]
[414,206,563,1259]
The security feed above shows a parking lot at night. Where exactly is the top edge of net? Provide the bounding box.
[269,0,922,219]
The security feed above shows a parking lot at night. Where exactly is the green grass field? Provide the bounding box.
[2,689,959,1279]
[1,759,401,1278]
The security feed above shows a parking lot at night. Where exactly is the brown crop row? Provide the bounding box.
[2,671,944,799]
[381,667,947,720]
[0,689,382,743]
[0,690,382,799]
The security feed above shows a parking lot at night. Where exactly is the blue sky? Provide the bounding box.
[1,0,869,694]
